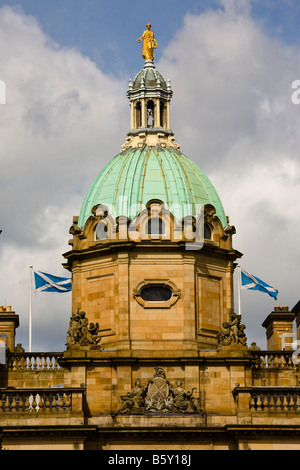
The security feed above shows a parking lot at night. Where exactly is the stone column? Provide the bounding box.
[166,101,170,130]
[155,98,160,128]
[130,100,135,130]
[141,99,146,128]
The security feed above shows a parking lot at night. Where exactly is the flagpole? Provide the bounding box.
[237,265,241,316]
[29,266,33,352]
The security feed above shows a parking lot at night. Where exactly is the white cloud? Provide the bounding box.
[0,5,128,350]
[218,0,253,17]
[1,4,300,351]
[157,5,300,347]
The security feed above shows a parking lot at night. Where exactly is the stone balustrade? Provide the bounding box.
[250,350,298,369]
[0,387,84,413]
[7,352,62,371]
[234,387,300,412]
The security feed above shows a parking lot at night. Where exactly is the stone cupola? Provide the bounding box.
[123,59,177,150]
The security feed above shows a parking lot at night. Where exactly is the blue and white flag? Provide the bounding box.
[34,270,72,293]
[240,268,278,300]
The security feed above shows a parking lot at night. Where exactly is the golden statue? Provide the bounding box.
[137,23,158,61]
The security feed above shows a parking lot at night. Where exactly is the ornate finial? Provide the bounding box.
[137,23,158,61]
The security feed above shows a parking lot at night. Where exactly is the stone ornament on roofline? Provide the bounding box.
[217,310,247,348]
[66,309,102,349]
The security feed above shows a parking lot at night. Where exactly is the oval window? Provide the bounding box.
[140,285,172,302]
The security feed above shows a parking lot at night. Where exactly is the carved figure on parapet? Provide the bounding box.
[217,310,247,347]
[118,379,147,415]
[248,342,261,351]
[66,309,102,349]
[14,343,25,353]
[116,367,203,415]
[170,380,199,414]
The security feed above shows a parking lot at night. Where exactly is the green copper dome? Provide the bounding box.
[132,66,168,90]
[78,145,227,228]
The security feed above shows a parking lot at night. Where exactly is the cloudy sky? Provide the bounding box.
[1,0,300,352]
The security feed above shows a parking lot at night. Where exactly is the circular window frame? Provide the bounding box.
[133,279,181,309]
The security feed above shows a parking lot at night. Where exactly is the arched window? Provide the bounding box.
[147,100,154,127]
[95,220,108,240]
[146,217,165,236]
[135,101,141,128]
[204,223,212,240]
[160,101,166,128]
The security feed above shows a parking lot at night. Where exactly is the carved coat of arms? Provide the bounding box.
[117,367,202,415]
[145,367,172,412]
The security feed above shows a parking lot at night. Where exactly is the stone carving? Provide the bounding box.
[66,310,101,349]
[116,367,202,415]
[217,311,247,347]
[145,367,173,413]
[137,133,147,148]
[168,136,180,150]
[121,133,181,152]
[118,379,147,415]
[171,380,198,414]
[249,342,261,351]
[121,136,133,152]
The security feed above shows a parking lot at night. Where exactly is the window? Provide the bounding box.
[140,285,172,302]
[135,101,141,128]
[133,280,181,308]
[95,220,108,240]
[160,101,166,128]
[147,100,154,127]
[146,217,165,236]
[204,223,212,240]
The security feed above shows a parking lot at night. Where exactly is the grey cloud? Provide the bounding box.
[1,5,300,350]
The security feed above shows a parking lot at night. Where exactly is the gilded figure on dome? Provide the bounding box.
[137,23,158,61]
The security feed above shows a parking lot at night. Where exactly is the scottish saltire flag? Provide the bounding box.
[240,268,278,300]
[34,270,72,293]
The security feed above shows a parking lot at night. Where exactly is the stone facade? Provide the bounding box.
[64,201,238,353]
[1,46,300,452]
[1,199,300,450]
